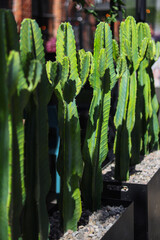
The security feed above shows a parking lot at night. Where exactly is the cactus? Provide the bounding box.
[81,22,116,211]
[20,19,53,239]
[0,9,20,240]
[131,23,159,164]
[10,60,42,240]
[0,50,20,240]
[147,40,160,151]
[114,17,149,180]
[130,22,151,166]
[0,10,44,240]
[51,22,91,231]
[114,17,159,180]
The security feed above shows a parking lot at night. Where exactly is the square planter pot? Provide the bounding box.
[103,167,160,240]
[48,196,134,239]
[100,199,134,240]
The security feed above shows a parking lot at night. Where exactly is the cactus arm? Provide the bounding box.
[56,22,81,94]
[112,39,119,63]
[89,23,104,90]
[131,18,139,70]
[78,51,91,87]
[114,67,130,180]
[119,21,125,55]
[104,24,117,89]
[155,41,160,61]
[61,99,83,231]
[19,20,34,77]
[46,60,58,87]
[114,62,129,128]
[148,58,159,150]
[127,72,137,134]
[5,10,19,52]
[149,75,159,150]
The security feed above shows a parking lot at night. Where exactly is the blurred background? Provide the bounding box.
[1,0,160,53]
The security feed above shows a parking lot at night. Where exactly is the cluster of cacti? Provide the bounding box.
[0,9,159,239]
[114,16,160,180]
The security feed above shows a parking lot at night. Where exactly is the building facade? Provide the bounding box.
[1,0,160,52]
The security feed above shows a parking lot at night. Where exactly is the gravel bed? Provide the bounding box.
[49,151,160,239]
[102,150,160,184]
[49,204,125,240]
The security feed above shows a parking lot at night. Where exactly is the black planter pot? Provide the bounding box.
[101,199,134,240]
[103,168,160,240]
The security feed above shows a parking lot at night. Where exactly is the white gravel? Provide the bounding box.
[103,150,160,184]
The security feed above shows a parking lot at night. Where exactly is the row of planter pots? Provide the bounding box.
[47,151,160,240]
[102,154,160,240]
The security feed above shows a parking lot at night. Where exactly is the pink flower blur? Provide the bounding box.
[46,37,56,53]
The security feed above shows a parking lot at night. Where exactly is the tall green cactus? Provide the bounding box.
[52,22,91,232]
[114,17,149,180]
[147,40,160,151]
[10,60,42,240]
[0,9,20,240]
[0,50,20,240]
[0,10,44,240]
[114,17,159,180]
[130,22,151,165]
[81,22,116,211]
[20,19,53,240]
[131,23,159,163]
